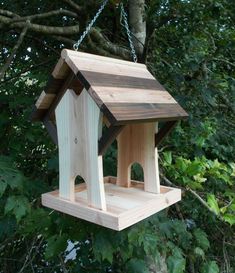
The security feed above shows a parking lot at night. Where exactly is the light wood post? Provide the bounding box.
[117,122,160,194]
[55,89,106,210]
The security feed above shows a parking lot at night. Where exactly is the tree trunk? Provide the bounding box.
[128,0,146,58]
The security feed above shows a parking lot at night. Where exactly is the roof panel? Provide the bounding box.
[32,49,188,124]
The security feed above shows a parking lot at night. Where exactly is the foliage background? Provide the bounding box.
[0,0,234,272]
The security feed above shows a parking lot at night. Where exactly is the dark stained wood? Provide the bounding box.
[98,125,124,155]
[43,118,58,145]
[80,70,165,91]
[43,71,75,120]
[32,51,189,125]
[44,76,64,94]
[104,103,188,125]
[155,121,178,147]
[30,105,47,121]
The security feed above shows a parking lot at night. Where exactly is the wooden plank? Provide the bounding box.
[98,125,124,155]
[105,103,188,124]
[42,177,181,231]
[52,57,70,79]
[61,49,146,69]
[35,91,56,109]
[43,119,58,145]
[55,88,106,210]
[155,121,178,146]
[95,87,177,104]
[117,123,160,194]
[30,105,47,121]
[79,70,165,90]
[63,51,154,79]
[44,76,65,94]
[44,72,76,120]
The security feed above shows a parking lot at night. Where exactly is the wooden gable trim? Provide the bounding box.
[98,125,125,156]
[155,121,178,147]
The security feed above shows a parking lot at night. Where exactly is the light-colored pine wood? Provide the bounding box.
[55,88,106,210]
[35,91,56,109]
[61,49,146,69]
[61,50,154,80]
[117,122,160,194]
[93,87,177,104]
[52,57,70,79]
[42,176,181,231]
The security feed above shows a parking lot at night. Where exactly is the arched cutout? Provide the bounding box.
[130,162,144,182]
[75,175,85,185]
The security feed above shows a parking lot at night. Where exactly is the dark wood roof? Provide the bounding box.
[31,49,188,125]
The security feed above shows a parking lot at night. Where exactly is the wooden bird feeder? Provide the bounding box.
[31,49,188,230]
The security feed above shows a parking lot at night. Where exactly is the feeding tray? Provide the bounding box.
[42,177,181,231]
[32,49,188,230]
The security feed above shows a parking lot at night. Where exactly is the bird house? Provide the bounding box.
[31,49,188,230]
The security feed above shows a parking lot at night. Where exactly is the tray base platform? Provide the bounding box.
[42,176,181,230]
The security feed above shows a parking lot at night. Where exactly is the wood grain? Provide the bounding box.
[42,176,181,230]
[105,103,188,124]
[117,123,160,193]
[55,88,106,210]
[32,49,188,126]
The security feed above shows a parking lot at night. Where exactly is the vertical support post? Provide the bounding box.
[55,89,106,210]
[117,122,160,194]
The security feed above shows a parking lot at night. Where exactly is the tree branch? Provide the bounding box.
[10,9,78,23]
[90,28,131,60]
[160,173,224,221]
[0,23,29,81]
[0,15,80,35]
[0,9,20,18]
[51,35,76,46]
[63,0,82,13]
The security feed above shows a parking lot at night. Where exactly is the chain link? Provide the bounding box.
[73,0,109,51]
[120,3,138,63]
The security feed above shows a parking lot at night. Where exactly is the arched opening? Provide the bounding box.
[75,175,85,185]
[130,162,144,182]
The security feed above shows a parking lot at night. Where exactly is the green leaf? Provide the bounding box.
[207,194,220,215]
[167,255,186,273]
[201,261,219,273]
[193,229,210,251]
[193,174,207,183]
[175,157,189,172]
[126,258,149,273]
[93,234,114,263]
[0,156,24,192]
[4,195,30,222]
[194,247,205,259]
[0,180,7,197]
[45,234,68,259]
[163,151,172,165]
[223,214,235,225]
[187,162,204,176]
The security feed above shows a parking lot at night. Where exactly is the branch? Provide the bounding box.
[51,35,76,46]
[63,0,82,13]
[10,9,78,23]
[0,15,80,35]
[86,34,117,57]
[0,23,29,81]
[160,173,224,221]
[212,57,235,68]
[0,9,20,18]
[90,28,131,60]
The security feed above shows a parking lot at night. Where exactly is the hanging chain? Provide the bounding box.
[73,0,109,51]
[120,3,138,63]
